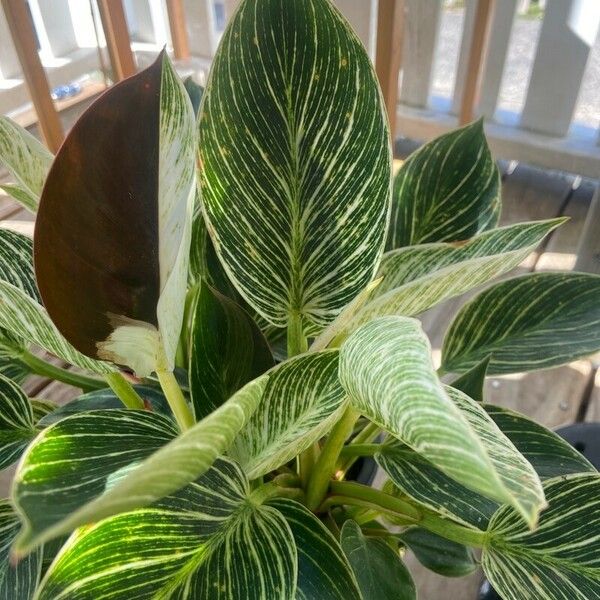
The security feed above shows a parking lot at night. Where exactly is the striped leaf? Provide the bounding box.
[397,528,477,577]
[0,229,39,302]
[38,385,172,426]
[0,374,37,470]
[378,441,498,529]
[483,474,600,600]
[199,0,391,335]
[12,410,178,554]
[231,350,346,479]
[484,404,595,480]
[442,272,600,375]
[343,219,562,334]
[339,316,527,512]
[0,117,52,213]
[387,119,500,249]
[381,386,546,528]
[270,499,361,600]
[188,282,273,420]
[0,500,41,599]
[14,376,265,555]
[341,520,416,600]
[35,459,296,600]
[450,355,490,402]
[35,52,195,377]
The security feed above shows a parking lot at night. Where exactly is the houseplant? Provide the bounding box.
[0,0,598,597]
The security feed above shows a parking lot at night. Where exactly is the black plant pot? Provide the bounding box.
[346,455,379,486]
[478,421,600,600]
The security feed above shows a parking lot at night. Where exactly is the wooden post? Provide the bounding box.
[458,0,495,125]
[375,0,405,138]
[0,0,64,152]
[97,0,136,81]
[165,0,190,60]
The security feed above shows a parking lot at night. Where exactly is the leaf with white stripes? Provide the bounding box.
[0,500,41,599]
[341,520,416,600]
[230,350,346,478]
[270,498,361,600]
[199,0,391,335]
[12,410,178,554]
[387,119,500,249]
[35,52,195,377]
[14,376,265,554]
[0,117,52,213]
[377,386,546,529]
[450,355,490,402]
[442,272,600,375]
[35,458,296,600]
[342,219,562,334]
[0,374,37,470]
[339,316,541,518]
[484,404,595,480]
[483,474,600,600]
[188,281,273,420]
[0,228,39,302]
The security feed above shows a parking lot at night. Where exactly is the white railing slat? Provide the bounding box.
[521,0,600,137]
[0,7,21,79]
[333,0,377,61]
[184,0,218,58]
[400,0,442,108]
[33,0,79,58]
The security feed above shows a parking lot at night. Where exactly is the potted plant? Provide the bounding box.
[0,1,598,598]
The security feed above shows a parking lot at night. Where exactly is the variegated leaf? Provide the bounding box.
[35,459,296,600]
[342,219,562,335]
[0,117,52,213]
[14,377,265,554]
[0,228,39,302]
[339,316,523,511]
[35,52,195,376]
[442,272,600,375]
[12,410,178,553]
[0,374,37,470]
[188,282,273,420]
[341,520,415,600]
[483,474,600,600]
[270,499,361,600]
[387,119,500,249]
[0,500,41,599]
[450,355,490,402]
[230,350,346,478]
[199,0,391,335]
[484,404,595,480]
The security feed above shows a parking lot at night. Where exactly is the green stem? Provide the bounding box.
[339,421,382,475]
[418,511,487,547]
[305,406,359,511]
[19,350,106,392]
[298,442,318,488]
[287,312,308,358]
[328,481,421,522]
[338,443,380,459]
[104,372,144,409]
[156,370,195,431]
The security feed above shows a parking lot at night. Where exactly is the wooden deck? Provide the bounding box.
[0,133,598,598]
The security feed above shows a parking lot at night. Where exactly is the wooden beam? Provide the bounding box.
[458,0,495,125]
[97,0,136,81]
[0,0,63,152]
[375,0,405,138]
[165,0,190,60]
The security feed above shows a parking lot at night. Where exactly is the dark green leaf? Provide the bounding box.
[34,52,195,376]
[341,520,416,600]
[0,374,36,470]
[0,500,41,599]
[450,355,490,402]
[484,404,595,480]
[188,282,273,419]
[12,410,178,552]
[36,459,296,600]
[270,498,361,600]
[483,474,600,600]
[397,527,477,577]
[442,272,600,374]
[183,76,203,116]
[388,119,500,249]
[199,0,391,335]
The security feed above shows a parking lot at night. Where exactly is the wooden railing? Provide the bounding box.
[1,0,599,176]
